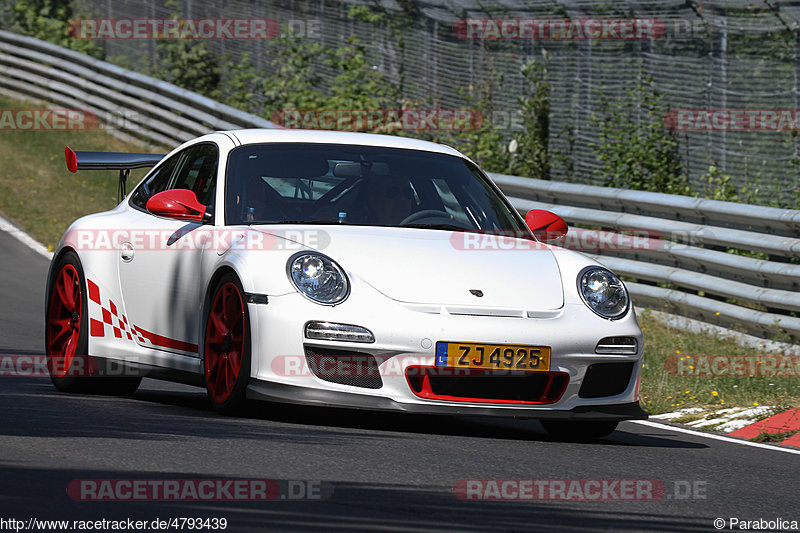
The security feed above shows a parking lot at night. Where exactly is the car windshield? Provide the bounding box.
[225,143,528,233]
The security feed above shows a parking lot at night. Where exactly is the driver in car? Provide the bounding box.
[360,176,417,226]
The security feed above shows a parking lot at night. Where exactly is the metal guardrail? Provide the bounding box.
[0,30,276,147]
[492,173,800,340]
[2,32,798,341]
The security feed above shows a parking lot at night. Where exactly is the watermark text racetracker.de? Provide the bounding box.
[0,354,51,377]
[0,108,163,135]
[664,354,800,377]
[0,354,143,378]
[62,228,330,252]
[452,17,714,41]
[0,109,97,131]
[70,18,322,40]
[453,479,708,501]
[271,109,482,132]
[271,355,506,379]
[67,478,331,502]
[272,108,540,132]
[449,228,663,252]
[453,18,665,40]
[665,109,800,132]
[72,18,276,40]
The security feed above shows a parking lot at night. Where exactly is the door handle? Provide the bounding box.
[120,242,134,262]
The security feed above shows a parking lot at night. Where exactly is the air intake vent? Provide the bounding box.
[304,346,382,389]
[579,362,635,398]
[406,367,569,404]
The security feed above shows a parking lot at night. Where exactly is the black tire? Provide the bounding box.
[45,250,142,395]
[203,273,251,415]
[540,420,619,441]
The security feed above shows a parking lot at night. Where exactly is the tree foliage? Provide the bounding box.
[507,53,550,179]
[10,0,101,57]
[592,80,691,195]
[151,39,221,98]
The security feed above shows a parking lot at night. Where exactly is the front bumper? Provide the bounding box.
[247,379,649,421]
[246,274,646,417]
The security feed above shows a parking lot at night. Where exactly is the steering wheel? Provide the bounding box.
[400,209,451,225]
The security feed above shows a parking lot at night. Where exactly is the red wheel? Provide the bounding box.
[45,251,142,395]
[204,275,250,413]
[46,262,83,379]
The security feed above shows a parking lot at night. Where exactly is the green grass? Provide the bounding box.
[0,93,798,415]
[638,309,800,414]
[0,94,158,247]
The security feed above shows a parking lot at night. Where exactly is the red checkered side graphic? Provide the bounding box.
[130,325,149,346]
[85,279,199,354]
[87,279,135,342]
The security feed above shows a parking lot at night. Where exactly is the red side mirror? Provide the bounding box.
[525,209,568,242]
[146,189,207,222]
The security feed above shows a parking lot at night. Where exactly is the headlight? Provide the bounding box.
[287,252,350,305]
[578,266,629,319]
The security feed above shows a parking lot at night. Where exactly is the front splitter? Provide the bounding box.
[246,379,649,421]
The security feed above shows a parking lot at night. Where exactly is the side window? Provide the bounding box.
[169,143,218,206]
[130,143,219,211]
[129,153,180,210]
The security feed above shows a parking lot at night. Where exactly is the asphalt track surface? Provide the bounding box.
[0,227,798,532]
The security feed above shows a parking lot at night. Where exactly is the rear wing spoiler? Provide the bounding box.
[64,146,166,202]
[64,146,165,172]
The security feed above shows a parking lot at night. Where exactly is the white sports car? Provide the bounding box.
[46,129,646,439]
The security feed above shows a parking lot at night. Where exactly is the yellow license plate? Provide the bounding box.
[435,342,551,372]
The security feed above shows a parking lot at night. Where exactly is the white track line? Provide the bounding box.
[631,419,800,455]
[0,213,52,259]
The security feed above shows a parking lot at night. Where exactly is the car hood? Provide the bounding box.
[254,225,565,311]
